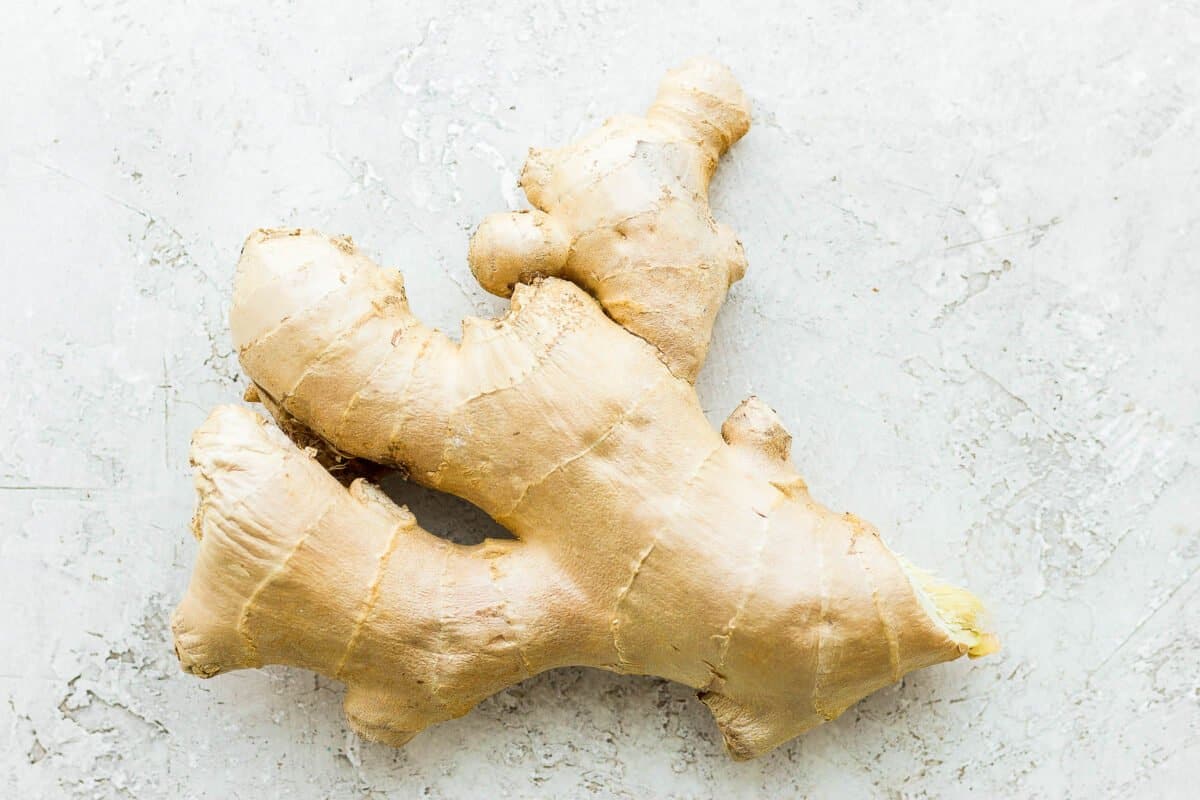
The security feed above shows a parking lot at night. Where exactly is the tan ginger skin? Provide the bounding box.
[468,58,749,382]
[172,59,997,760]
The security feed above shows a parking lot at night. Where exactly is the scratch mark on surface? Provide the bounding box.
[944,217,1061,251]
[1087,562,1200,683]
[159,357,172,467]
[0,485,110,493]
[963,355,1089,447]
[30,157,153,220]
[824,200,878,230]
[934,155,974,245]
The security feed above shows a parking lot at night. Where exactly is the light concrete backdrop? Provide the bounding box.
[3,1,1197,797]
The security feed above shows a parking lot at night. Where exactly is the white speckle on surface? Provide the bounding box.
[2,1,1197,797]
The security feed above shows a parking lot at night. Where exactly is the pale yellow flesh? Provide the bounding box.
[172,60,996,761]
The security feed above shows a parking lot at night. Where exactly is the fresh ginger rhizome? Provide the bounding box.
[171,59,996,760]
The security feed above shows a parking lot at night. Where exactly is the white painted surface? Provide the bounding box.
[3,1,1197,797]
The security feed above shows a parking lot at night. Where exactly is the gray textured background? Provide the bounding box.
[3,1,1198,797]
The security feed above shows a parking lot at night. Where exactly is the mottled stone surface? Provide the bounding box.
[2,1,1197,797]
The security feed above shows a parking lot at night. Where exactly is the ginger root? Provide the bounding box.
[172,62,996,760]
[469,57,750,382]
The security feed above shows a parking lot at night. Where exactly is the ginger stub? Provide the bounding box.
[171,60,996,760]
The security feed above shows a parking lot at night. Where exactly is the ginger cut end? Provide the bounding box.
[897,556,1000,659]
